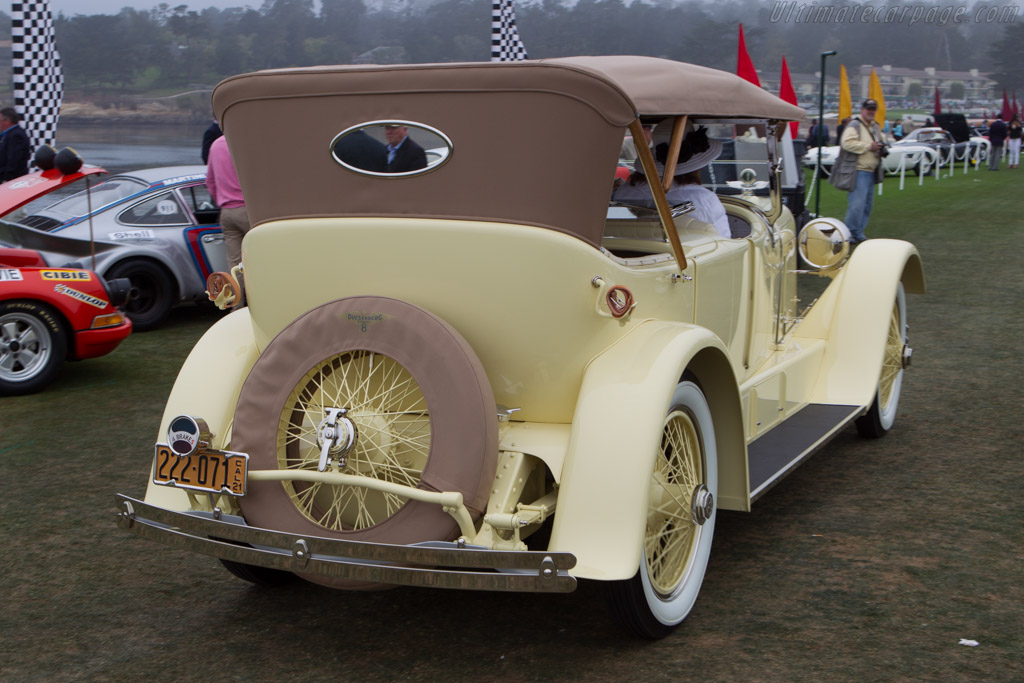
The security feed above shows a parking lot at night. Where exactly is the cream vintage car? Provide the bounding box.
[115,57,924,638]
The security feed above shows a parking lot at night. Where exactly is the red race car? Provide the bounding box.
[0,148,133,395]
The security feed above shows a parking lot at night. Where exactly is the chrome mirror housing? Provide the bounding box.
[798,217,851,271]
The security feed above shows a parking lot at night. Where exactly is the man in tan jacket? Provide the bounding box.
[839,99,885,243]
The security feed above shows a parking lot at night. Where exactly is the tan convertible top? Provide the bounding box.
[213,57,804,247]
[542,56,806,120]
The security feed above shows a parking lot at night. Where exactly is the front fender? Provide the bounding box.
[548,320,745,582]
[142,307,259,510]
[798,238,925,407]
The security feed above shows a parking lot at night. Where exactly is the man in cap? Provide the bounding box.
[837,99,885,244]
[384,124,427,173]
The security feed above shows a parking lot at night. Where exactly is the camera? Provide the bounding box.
[878,143,890,158]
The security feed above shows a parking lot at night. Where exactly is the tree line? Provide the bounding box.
[0,0,1019,93]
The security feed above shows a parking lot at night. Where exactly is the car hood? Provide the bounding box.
[0,166,108,218]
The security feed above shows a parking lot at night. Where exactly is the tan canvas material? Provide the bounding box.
[233,296,499,549]
[212,57,804,249]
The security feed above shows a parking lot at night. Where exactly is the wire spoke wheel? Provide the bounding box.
[606,381,717,639]
[232,297,497,588]
[278,350,431,531]
[856,283,907,438]
[878,301,903,410]
[646,409,704,597]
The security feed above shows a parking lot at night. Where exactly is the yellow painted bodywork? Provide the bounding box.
[144,207,924,582]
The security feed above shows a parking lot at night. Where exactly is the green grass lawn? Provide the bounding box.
[0,168,1021,679]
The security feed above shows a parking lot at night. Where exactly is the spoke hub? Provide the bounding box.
[316,407,357,472]
[691,485,714,526]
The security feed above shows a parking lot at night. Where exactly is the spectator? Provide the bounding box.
[806,120,830,149]
[0,108,31,182]
[613,122,730,238]
[892,118,904,140]
[987,114,1008,170]
[333,129,387,173]
[201,120,222,164]
[1007,117,1022,169]
[833,99,885,244]
[835,117,851,145]
[384,124,427,173]
[205,135,249,271]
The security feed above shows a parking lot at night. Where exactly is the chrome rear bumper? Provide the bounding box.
[115,495,577,593]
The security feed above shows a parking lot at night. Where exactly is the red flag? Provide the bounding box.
[933,87,941,116]
[1002,90,1012,120]
[779,57,798,137]
[736,24,761,87]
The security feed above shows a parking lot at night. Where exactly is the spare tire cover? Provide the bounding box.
[233,296,498,548]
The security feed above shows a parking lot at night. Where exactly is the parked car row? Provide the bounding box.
[0,153,135,394]
[1,165,226,331]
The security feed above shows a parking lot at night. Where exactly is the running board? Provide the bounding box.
[748,403,862,501]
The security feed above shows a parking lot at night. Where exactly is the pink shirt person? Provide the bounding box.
[205,135,250,271]
[205,136,245,209]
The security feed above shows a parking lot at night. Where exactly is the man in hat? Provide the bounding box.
[384,124,427,173]
[837,99,885,244]
[613,121,729,238]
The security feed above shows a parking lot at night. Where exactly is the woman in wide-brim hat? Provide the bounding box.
[613,120,729,238]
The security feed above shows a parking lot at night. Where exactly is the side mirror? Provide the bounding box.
[798,217,850,271]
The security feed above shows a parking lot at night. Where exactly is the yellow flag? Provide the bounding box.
[868,68,886,124]
[838,65,852,122]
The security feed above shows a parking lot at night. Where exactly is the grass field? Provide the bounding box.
[1,167,1021,681]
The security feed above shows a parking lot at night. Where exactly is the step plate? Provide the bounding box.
[748,403,861,501]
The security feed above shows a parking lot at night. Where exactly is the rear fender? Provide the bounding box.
[142,307,259,510]
[548,320,746,581]
[798,239,925,406]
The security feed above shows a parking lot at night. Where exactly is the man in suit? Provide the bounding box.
[384,124,427,173]
[0,108,31,182]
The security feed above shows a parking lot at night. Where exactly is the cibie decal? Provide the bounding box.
[108,229,156,241]
[0,268,23,281]
[53,283,107,308]
[41,269,91,281]
[345,311,393,333]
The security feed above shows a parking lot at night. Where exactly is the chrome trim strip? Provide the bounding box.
[115,495,576,593]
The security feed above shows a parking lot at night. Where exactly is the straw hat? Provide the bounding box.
[635,120,723,177]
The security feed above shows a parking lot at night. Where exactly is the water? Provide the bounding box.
[54,122,209,176]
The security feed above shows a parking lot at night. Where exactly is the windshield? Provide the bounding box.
[31,177,148,221]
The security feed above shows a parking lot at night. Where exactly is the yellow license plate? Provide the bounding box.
[152,444,248,496]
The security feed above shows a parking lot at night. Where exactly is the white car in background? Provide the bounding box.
[803,143,939,176]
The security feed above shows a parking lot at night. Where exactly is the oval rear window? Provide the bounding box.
[331,121,452,177]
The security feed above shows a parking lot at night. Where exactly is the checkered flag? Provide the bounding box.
[11,1,64,150]
[491,0,528,62]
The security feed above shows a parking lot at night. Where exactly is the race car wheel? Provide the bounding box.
[232,297,497,587]
[606,381,717,639]
[857,283,907,438]
[0,301,68,396]
[106,259,174,332]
